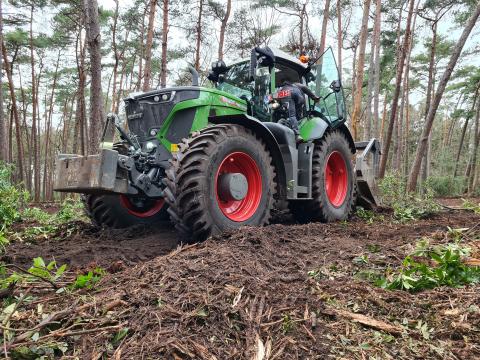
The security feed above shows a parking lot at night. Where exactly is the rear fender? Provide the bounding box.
[335,123,356,154]
[301,117,356,154]
[209,114,291,199]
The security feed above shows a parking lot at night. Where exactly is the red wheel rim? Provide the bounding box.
[324,151,348,207]
[120,195,165,218]
[215,152,262,222]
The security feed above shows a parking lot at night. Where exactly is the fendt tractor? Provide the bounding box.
[54,47,381,242]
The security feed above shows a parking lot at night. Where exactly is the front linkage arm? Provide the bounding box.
[54,114,164,198]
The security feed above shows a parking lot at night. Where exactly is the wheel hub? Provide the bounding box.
[215,152,262,222]
[217,173,249,201]
[120,195,165,218]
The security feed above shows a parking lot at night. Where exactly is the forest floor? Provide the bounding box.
[0,199,479,359]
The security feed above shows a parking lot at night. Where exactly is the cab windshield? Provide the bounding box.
[216,61,253,99]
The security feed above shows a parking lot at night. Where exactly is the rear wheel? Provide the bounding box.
[164,124,276,242]
[82,194,169,228]
[289,130,356,222]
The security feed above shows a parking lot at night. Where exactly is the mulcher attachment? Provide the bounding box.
[354,139,381,209]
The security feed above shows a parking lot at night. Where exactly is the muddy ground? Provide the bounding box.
[1,205,479,359]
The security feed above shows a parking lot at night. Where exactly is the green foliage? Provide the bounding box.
[28,257,67,283]
[355,207,384,224]
[111,328,129,347]
[0,163,28,227]
[71,268,106,290]
[461,199,480,214]
[18,199,85,240]
[379,174,440,221]
[281,313,295,334]
[0,257,67,290]
[55,198,85,222]
[0,226,9,251]
[377,239,480,292]
[426,176,466,197]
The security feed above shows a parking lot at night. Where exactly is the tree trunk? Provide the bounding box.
[195,0,204,71]
[218,0,231,60]
[29,4,40,202]
[8,106,13,163]
[395,2,418,172]
[111,0,119,112]
[143,0,157,91]
[350,41,357,103]
[84,0,105,155]
[407,1,480,191]
[364,33,375,139]
[2,43,24,182]
[42,51,60,201]
[380,95,387,143]
[137,5,148,91]
[454,88,479,177]
[319,0,331,57]
[73,30,87,156]
[394,74,406,172]
[468,105,480,194]
[350,0,372,140]
[372,0,381,138]
[336,0,342,77]
[351,0,370,140]
[378,0,415,178]
[299,5,305,54]
[403,77,411,176]
[0,0,5,162]
[160,0,169,87]
[18,70,31,189]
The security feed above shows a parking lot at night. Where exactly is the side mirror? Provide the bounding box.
[329,80,342,93]
[249,46,275,81]
[207,60,228,82]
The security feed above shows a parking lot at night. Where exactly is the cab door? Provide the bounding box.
[306,48,346,126]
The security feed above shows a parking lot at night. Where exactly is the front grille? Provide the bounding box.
[124,87,199,141]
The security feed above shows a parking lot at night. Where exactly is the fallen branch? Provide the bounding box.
[8,324,125,351]
[322,308,403,335]
[10,302,93,344]
[3,287,32,359]
[6,264,59,290]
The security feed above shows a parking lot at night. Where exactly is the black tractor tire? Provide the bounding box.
[82,194,169,228]
[289,129,356,223]
[164,124,276,242]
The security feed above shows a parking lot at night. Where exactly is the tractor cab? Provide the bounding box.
[209,47,346,134]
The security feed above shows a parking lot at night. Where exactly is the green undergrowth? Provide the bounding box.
[1,163,86,244]
[377,228,480,292]
[355,207,384,224]
[426,175,466,197]
[18,199,86,241]
[461,198,480,214]
[378,241,479,292]
[0,163,29,227]
[0,257,107,358]
[0,257,106,292]
[379,174,440,222]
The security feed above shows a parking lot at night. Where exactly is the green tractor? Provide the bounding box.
[54,47,380,241]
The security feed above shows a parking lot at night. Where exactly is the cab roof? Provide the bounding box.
[228,48,308,73]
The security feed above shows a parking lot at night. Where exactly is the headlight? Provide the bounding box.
[145,141,157,153]
[269,101,280,110]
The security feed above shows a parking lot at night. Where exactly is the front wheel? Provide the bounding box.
[164,124,276,242]
[289,130,356,222]
[82,194,169,228]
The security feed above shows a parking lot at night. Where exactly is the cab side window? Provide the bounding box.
[216,62,253,100]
